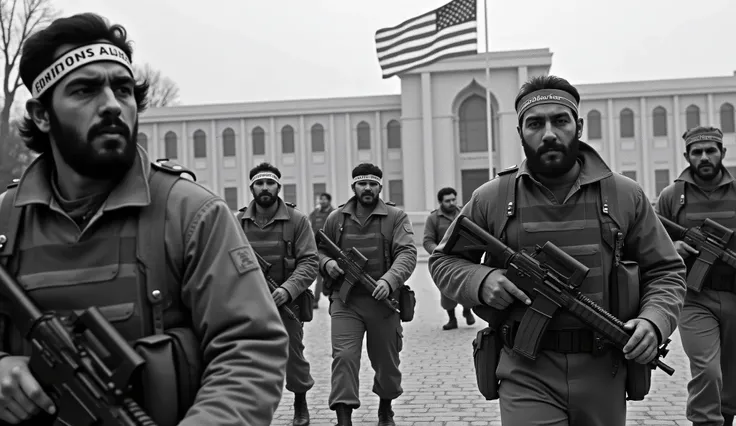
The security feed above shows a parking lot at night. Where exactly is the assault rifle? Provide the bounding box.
[0,264,157,426]
[444,215,675,376]
[253,251,299,322]
[657,214,736,292]
[316,230,400,314]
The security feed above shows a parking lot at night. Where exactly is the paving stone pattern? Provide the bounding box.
[271,260,693,425]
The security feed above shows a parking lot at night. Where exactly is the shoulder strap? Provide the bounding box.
[282,203,295,257]
[138,161,195,335]
[672,180,686,219]
[496,167,519,244]
[0,183,22,268]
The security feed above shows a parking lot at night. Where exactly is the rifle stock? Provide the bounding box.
[316,230,400,314]
[657,214,736,291]
[444,215,675,376]
[0,264,157,426]
[253,251,299,322]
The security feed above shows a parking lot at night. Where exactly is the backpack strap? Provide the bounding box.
[598,174,622,250]
[137,160,196,335]
[335,204,347,245]
[380,205,399,268]
[672,180,686,220]
[496,166,519,244]
[283,202,296,258]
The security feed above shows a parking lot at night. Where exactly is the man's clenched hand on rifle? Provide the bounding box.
[324,259,392,301]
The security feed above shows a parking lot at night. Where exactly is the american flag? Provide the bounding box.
[375,0,478,79]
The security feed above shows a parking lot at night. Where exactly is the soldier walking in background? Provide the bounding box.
[423,186,476,330]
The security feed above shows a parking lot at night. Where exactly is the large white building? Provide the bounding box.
[137,48,736,240]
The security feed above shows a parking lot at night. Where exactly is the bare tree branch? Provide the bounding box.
[0,0,56,179]
[134,63,181,108]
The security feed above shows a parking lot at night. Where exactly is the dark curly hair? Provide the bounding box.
[436,187,457,203]
[18,13,150,154]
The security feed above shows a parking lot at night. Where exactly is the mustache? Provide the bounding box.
[88,116,131,140]
[537,142,567,155]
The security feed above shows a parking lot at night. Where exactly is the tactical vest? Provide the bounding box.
[332,200,397,296]
[0,160,197,351]
[494,166,631,330]
[311,207,333,232]
[238,202,297,284]
[433,209,458,243]
[671,180,736,288]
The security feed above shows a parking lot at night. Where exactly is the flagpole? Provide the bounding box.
[483,0,494,179]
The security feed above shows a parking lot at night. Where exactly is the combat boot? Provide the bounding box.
[292,393,309,426]
[335,404,352,426]
[463,308,476,326]
[377,398,395,426]
[442,309,458,330]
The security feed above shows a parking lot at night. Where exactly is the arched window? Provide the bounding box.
[619,108,634,138]
[459,95,488,152]
[137,133,148,151]
[252,127,265,155]
[164,131,178,159]
[686,105,701,130]
[193,129,207,158]
[357,122,371,150]
[222,128,236,157]
[652,106,668,137]
[586,110,602,140]
[311,124,324,152]
[282,125,295,154]
[387,120,401,149]
[720,103,735,133]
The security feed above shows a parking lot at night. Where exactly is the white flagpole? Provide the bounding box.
[483,0,494,179]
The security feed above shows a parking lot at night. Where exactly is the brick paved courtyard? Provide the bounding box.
[272,259,693,425]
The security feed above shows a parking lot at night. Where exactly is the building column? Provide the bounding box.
[421,72,435,211]
[329,114,338,202]
[239,118,248,204]
[674,95,686,173]
[515,66,529,163]
[180,122,188,166]
[151,123,159,160]
[210,120,219,194]
[606,99,616,170]
[269,117,277,165]
[707,93,715,125]
[639,97,650,197]
[299,115,309,209]
[344,113,353,202]
[374,111,383,167]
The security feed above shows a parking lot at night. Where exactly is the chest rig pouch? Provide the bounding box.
[0,159,203,426]
[471,167,648,401]
[238,203,315,323]
[327,201,416,322]
[672,180,736,292]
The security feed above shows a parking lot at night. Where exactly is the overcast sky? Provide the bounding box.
[50,0,736,106]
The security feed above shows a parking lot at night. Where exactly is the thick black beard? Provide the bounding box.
[522,135,581,178]
[255,192,277,208]
[356,192,378,208]
[692,163,723,182]
[440,205,455,214]
[49,110,137,180]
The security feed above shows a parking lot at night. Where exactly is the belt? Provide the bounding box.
[501,321,607,354]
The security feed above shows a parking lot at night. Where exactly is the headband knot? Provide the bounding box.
[516,89,579,121]
[684,127,723,147]
[31,43,133,99]
[352,174,383,185]
[249,172,281,186]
